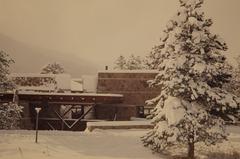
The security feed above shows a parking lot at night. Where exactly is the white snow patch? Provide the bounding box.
[71,80,83,92]
[4,91,123,97]
[82,75,98,93]
[164,96,185,125]
[87,121,151,127]
[0,126,239,159]
[0,130,162,159]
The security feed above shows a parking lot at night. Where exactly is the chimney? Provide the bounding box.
[105,66,108,70]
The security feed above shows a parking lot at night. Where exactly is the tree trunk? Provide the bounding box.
[188,142,195,159]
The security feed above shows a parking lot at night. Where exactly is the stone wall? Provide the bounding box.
[96,71,161,120]
[97,71,160,106]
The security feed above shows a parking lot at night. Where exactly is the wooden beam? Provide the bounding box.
[54,104,95,129]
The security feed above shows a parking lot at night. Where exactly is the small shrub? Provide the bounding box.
[0,102,22,129]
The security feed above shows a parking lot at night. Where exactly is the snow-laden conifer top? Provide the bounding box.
[142,0,240,156]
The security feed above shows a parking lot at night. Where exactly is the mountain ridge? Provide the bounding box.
[0,34,99,77]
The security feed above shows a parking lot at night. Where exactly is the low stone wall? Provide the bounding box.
[86,121,153,132]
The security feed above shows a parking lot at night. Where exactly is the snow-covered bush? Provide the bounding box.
[0,102,22,129]
[142,0,240,158]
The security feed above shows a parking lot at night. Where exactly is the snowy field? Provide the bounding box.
[0,129,162,159]
[0,126,239,159]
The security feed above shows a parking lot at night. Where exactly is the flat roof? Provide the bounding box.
[0,92,123,104]
[15,91,123,97]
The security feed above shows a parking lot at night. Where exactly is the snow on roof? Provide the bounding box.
[10,73,72,91]
[72,78,83,82]
[55,74,71,90]
[98,70,159,74]
[18,86,55,91]
[10,73,56,77]
[16,91,123,97]
[71,80,83,92]
[82,75,97,93]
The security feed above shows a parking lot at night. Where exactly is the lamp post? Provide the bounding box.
[35,107,42,143]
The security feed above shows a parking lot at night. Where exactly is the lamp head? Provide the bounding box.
[35,107,42,113]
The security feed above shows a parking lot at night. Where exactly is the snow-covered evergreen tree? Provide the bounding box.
[0,50,15,92]
[225,56,240,97]
[114,54,145,70]
[0,50,13,80]
[114,55,127,70]
[41,62,65,74]
[142,0,240,158]
[126,54,144,70]
[145,45,163,70]
[0,50,22,129]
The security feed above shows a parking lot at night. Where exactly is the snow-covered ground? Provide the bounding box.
[0,129,163,159]
[0,126,239,159]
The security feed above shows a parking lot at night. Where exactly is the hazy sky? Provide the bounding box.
[0,0,240,70]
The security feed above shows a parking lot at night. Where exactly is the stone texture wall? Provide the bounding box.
[96,71,161,120]
[97,71,160,106]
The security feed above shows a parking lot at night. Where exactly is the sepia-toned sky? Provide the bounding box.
[0,0,240,73]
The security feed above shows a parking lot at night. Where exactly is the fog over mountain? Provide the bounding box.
[0,0,240,76]
[0,34,99,77]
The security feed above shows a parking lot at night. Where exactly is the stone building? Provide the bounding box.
[0,70,160,130]
[97,70,160,118]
